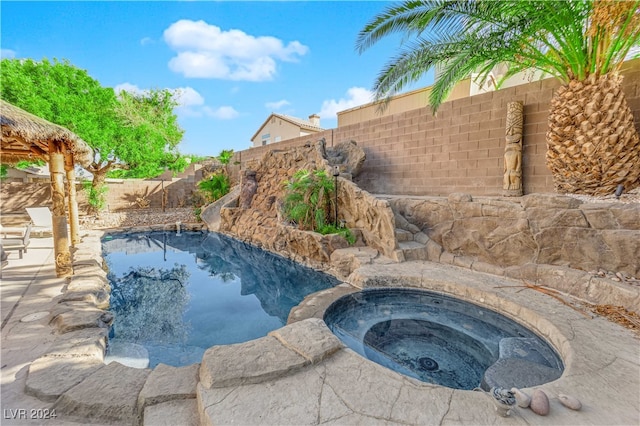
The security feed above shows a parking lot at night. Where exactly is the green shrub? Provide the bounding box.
[281,169,355,246]
[282,169,334,231]
[82,181,108,213]
[198,173,230,202]
[317,224,356,245]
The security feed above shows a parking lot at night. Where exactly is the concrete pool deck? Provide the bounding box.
[1,232,639,425]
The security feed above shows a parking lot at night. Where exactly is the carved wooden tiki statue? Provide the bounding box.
[503,101,524,196]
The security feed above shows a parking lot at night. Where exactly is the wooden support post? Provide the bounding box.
[64,151,80,247]
[49,142,72,277]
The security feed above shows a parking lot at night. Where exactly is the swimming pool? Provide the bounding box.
[102,231,339,368]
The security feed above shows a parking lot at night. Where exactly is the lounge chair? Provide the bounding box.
[1,222,32,259]
[26,207,53,236]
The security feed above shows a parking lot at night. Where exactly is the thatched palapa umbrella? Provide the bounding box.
[1,99,93,277]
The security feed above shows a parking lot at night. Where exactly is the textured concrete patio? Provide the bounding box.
[1,232,639,425]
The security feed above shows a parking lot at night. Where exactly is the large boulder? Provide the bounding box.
[325,140,366,178]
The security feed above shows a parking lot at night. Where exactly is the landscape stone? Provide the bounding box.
[288,283,359,323]
[45,327,107,359]
[49,304,113,334]
[324,140,366,177]
[144,399,198,426]
[138,363,199,410]
[217,140,397,270]
[269,318,343,364]
[53,361,150,424]
[25,356,104,402]
[521,194,582,209]
[558,394,582,411]
[199,335,308,389]
[198,364,323,426]
[530,389,550,416]
[59,288,110,309]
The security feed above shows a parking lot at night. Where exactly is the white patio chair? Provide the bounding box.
[1,222,32,259]
[26,207,53,236]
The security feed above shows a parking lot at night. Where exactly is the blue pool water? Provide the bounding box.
[102,231,339,367]
[324,288,563,390]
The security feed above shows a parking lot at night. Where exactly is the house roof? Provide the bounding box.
[0,99,93,167]
[251,112,324,141]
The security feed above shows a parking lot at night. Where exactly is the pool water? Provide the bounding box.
[324,288,564,390]
[102,231,339,368]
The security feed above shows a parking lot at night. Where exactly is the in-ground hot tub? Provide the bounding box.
[323,288,563,390]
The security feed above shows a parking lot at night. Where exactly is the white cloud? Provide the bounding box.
[140,37,154,46]
[265,99,290,110]
[114,82,145,96]
[172,87,205,107]
[0,49,16,59]
[319,87,373,119]
[204,106,239,120]
[163,19,308,81]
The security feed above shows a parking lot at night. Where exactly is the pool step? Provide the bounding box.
[397,241,429,262]
[395,228,414,242]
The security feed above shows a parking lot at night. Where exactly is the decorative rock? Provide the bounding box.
[138,363,199,411]
[558,393,582,410]
[268,318,343,364]
[53,362,150,424]
[530,389,550,416]
[45,328,108,359]
[325,140,366,177]
[511,388,531,408]
[239,170,258,209]
[49,305,113,334]
[144,399,198,426]
[25,356,105,402]
[199,335,308,389]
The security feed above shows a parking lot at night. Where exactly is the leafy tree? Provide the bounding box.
[358,0,640,195]
[0,58,186,213]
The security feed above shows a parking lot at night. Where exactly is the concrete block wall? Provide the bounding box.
[234,59,640,197]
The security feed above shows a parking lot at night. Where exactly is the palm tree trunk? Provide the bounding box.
[546,72,640,195]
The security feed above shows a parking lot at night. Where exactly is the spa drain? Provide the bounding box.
[418,357,439,371]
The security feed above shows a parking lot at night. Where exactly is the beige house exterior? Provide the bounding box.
[251,113,324,148]
[336,66,555,127]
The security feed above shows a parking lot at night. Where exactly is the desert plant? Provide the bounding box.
[198,173,230,203]
[282,169,335,231]
[358,0,640,195]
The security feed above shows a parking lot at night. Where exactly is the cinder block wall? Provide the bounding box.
[235,59,640,197]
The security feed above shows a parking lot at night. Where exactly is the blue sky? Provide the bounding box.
[1,1,434,157]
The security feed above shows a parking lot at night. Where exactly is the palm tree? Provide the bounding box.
[358,0,640,195]
[217,149,234,177]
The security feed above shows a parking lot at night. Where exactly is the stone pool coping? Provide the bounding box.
[13,229,640,425]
